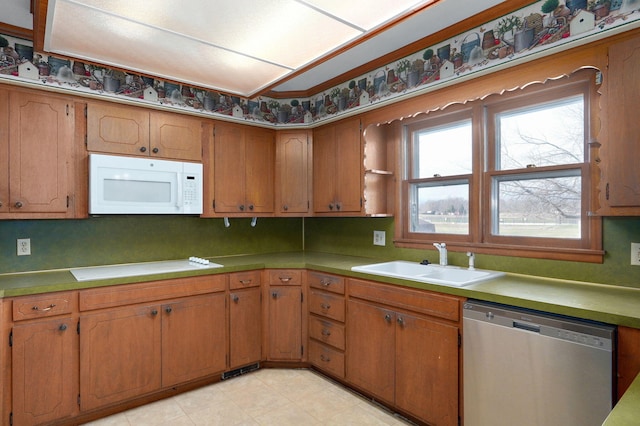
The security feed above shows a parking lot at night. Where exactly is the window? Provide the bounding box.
[399,71,602,262]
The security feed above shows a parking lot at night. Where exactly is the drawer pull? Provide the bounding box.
[278,276,292,283]
[33,304,56,312]
[321,328,331,336]
[239,279,252,285]
[320,279,332,287]
[320,354,331,362]
[320,303,331,310]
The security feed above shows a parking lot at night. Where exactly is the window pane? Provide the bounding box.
[496,96,584,170]
[494,173,581,238]
[410,182,469,234]
[412,120,472,178]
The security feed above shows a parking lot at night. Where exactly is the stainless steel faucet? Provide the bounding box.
[433,242,447,266]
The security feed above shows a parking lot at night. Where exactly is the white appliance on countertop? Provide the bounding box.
[89,153,203,214]
[70,258,223,281]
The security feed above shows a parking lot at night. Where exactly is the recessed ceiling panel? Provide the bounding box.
[43,0,453,96]
[46,0,292,95]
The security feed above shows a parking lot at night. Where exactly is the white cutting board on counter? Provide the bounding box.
[70,259,223,282]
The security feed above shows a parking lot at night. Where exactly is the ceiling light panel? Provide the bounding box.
[47,0,291,95]
[300,0,433,30]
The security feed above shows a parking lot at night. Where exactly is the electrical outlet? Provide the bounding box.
[17,238,31,256]
[373,230,386,246]
[631,242,640,266]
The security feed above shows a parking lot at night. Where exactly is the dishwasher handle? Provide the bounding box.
[513,321,540,333]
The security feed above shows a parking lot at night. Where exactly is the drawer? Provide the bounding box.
[309,315,345,350]
[309,340,345,379]
[348,278,462,322]
[308,271,345,294]
[268,269,302,286]
[309,290,345,322]
[80,275,226,311]
[13,291,75,321]
[229,270,261,290]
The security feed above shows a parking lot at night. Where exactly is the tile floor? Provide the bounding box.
[83,368,414,426]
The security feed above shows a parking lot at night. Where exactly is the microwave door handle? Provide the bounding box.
[176,174,183,209]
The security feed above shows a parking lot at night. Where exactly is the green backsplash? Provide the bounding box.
[0,216,302,273]
[303,216,640,288]
[1,215,639,288]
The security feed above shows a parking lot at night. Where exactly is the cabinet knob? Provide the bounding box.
[384,313,392,323]
[239,204,245,211]
[283,205,288,211]
[336,203,341,211]
[151,309,158,316]
[231,294,239,303]
[397,316,405,327]
[271,291,279,299]
[328,203,334,210]
[14,201,23,208]
[139,146,147,153]
[152,147,159,154]
[0,201,3,208]
[59,324,68,332]
[248,204,254,211]
[165,306,172,314]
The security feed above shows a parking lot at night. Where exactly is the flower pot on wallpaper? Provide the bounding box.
[407,69,420,87]
[592,2,611,18]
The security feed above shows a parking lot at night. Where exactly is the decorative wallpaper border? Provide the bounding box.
[1,0,639,127]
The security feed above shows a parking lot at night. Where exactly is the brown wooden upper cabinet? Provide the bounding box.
[0,86,85,219]
[313,117,363,215]
[210,121,275,215]
[597,33,640,215]
[87,101,202,161]
[275,130,312,216]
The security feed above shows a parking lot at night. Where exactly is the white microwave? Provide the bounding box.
[89,154,203,215]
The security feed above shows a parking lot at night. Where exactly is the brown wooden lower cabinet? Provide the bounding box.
[11,316,78,425]
[229,287,262,368]
[266,269,304,361]
[346,278,462,426]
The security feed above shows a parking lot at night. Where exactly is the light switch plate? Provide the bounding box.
[373,230,386,246]
[631,242,640,266]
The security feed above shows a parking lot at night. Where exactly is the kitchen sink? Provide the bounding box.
[351,260,504,287]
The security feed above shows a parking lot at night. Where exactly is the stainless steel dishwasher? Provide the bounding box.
[463,300,615,426]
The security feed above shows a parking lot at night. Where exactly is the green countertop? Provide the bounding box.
[1,250,639,423]
[2,251,640,327]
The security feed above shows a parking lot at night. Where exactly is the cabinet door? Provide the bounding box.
[0,88,8,213]
[276,130,311,214]
[395,312,459,426]
[244,126,275,213]
[312,124,337,213]
[213,122,246,212]
[149,111,202,161]
[267,286,302,361]
[333,117,362,213]
[80,304,161,411]
[12,317,77,425]
[229,287,262,368]
[9,91,74,213]
[162,293,226,387]
[313,118,362,214]
[86,101,150,156]
[346,298,395,403]
[603,36,640,212]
